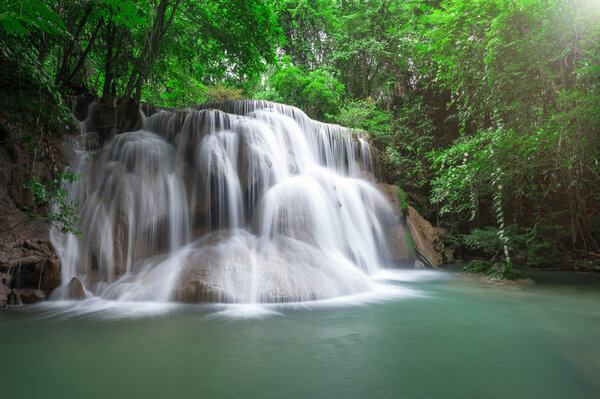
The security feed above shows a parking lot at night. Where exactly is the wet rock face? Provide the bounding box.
[377,183,449,267]
[0,219,63,307]
[0,239,62,293]
[0,109,69,307]
[386,225,412,263]
[15,289,45,304]
[406,206,446,267]
[376,183,413,263]
[0,282,10,307]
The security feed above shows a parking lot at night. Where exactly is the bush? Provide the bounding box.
[459,222,568,267]
[463,260,525,281]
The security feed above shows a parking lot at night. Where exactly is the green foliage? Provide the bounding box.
[140,0,283,102]
[23,172,82,235]
[405,230,416,258]
[521,222,568,268]
[255,57,344,120]
[460,222,568,267]
[278,0,337,70]
[330,0,421,104]
[0,0,70,128]
[426,0,600,253]
[336,98,392,142]
[463,260,525,281]
[397,187,409,213]
[0,0,66,38]
[462,227,510,258]
[204,84,245,102]
[2,0,283,102]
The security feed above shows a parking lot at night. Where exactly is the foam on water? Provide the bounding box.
[34,275,423,320]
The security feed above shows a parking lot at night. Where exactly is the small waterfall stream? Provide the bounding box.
[52,100,406,303]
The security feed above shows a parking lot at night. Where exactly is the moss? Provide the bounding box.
[416,248,437,268]
[463,260,526,281]
[397,187,409,212]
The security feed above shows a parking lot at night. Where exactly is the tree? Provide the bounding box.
[426,0,600,256]
[255,56,344,121]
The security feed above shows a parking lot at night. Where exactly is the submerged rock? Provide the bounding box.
[67,277,86,300]
[172,231,372,304]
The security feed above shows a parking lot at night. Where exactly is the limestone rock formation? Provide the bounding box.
[377,183,450,267]
[406,206,446,267]
[0,107,69,307]
[0,239,62,292]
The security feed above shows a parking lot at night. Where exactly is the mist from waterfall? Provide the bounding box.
[52,100,405,303]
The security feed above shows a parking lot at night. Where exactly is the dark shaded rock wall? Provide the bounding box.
[0,117,68,307]
[0,95,145,307]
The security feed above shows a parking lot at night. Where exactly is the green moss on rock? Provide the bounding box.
[397,187,409,212]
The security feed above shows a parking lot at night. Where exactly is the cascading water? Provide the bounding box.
[52,100,407,303]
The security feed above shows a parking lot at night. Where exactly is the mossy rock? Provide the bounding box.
[397,187,409,213]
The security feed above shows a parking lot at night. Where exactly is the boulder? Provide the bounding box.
[175,279,233,303]
[15,289,45,304]
[67,277,86,300]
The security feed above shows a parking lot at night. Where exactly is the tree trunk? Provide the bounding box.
[122,0,172,102]
[64,18,104,89]
[55,3,94,85]
[102,21,116,99]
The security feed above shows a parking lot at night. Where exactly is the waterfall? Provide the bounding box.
[52,100,404,303]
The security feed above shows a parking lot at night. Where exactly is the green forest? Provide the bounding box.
[1,0,599,275]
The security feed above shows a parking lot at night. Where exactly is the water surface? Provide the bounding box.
[1,268,599,399]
